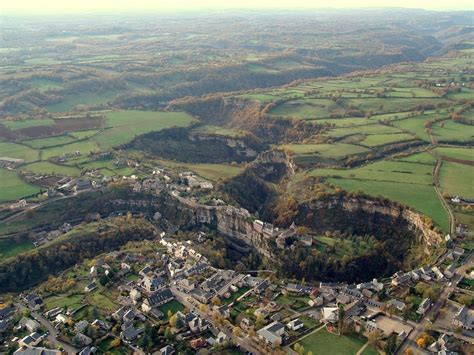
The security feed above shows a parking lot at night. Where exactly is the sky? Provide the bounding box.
[1,0,473,14]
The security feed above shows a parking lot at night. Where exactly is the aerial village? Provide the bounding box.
[0,162,473,355]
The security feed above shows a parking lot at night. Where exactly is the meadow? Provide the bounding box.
[295,328,374,355]
[0,110,197,201]
[306,157,449,231]
[435,147,473,162]
[0,168,41,202]
[93,110,196,149]
[0,142,39,162]
[439,161,474,199]
[282,143,370,159]
[158,159,244,181]
[3,119,55,131]
[20,161,82,177]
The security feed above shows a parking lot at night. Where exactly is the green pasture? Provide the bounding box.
[159,160,244,181]
[439,161,474,198]
[192,125,245,137]
[296,328,370,355]
[30,78,64,92]
[3,119,55,131]
[311,117,372,127]
[396,152,436,165]
[308,160,434,187]
[0,142,39,162]
[20,161,81,177]
[326,178,448,231]
[47,91,118,112]
[44,294,84,311]
[23,135,76,149]
[435,147,473,162]
[326,124,402,138]
[360,133,416,147]
[93,110,196,149]
[41,140,101,159]
[269,98,345,119]
[70,130,100,139]
[339,97,448,114]
[282,143,370,159]
[0,237,34,262]
[432,120,474,142]
[0,168,41,202]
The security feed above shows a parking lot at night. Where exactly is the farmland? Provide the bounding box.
[439,161,474,199]
[306,157,450,231]
[0,168,41,202]
[0,110,197,202]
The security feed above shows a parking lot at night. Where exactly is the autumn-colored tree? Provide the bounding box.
[211,296,221,306]
[233,326,242,337]
[169,314,178,328]
[110,338,121,348]
[416,337,427,348]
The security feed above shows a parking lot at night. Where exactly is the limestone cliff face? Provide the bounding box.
[156,191,444,263]
[301,196,444,248]
[247,149,295,183]
[157,192,274,257]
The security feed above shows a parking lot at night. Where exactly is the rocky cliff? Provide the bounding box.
[156,191,444,265]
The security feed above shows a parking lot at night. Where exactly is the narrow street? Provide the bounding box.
[32,310,79,354]
[171,286,263,354]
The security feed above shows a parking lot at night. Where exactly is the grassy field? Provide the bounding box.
[159,160,244,181]
[435,147,474,162]
[0,141,39,162]
[44,294,84,311]
[270,98,345,119]
[309,160,434,186]
[396,152,436,165]
[326,124,403,139]
[305,157,448,230]
[296,328,369,355]
[3,119,55,131]
[0,237,34,262]
[93,110,196,149]
[432,120,474,142]
[47,91,117,112]
[40,140,101,159]
[23,135,76,149]
[20,161,81,177]
[439,161,474,198]
[30,78,64,92]
[360,133,415,147]
[69,129,100,139]
[327,178,448,232]
[159,300,184,319]
[88,291,119,311]
[282,143,370,159]
[193,125,245,137]
[0,168,41,202]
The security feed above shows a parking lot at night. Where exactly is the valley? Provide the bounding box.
[0,8,473,355]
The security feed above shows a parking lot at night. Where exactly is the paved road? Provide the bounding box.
[171,286,264,354]
[32,310,79,354]
[432,156,455,235]
[16,303,79,354]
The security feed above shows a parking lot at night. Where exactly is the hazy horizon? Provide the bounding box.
[1,0,473,15]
